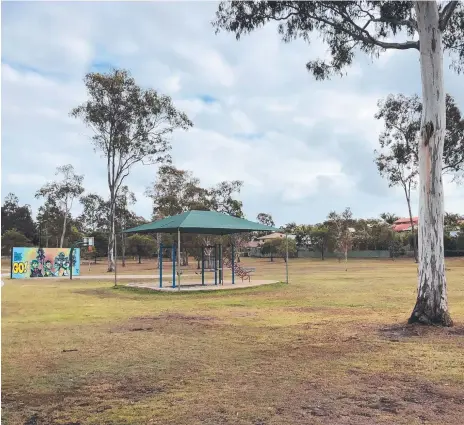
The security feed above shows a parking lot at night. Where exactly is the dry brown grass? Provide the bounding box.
[2,257,464,425]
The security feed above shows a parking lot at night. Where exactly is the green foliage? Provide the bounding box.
[256,213,275,227]
[214,2,463,79]
[36,200,80,248]
[294,224,329,259]
[1,193,37,243]
[35,164,84,248]
[375,93,464,185]
[389,238,406,258]
[79,193,108,233]
[281,222,297,234]
[145,164,244,220]
[260,237,297,262]
[444,212,462,229]
[71,69,192,270]
[380,212,399,225]
[326,207,354,258]
[209,180,244,218]
[126,234,157,263]
[1,229,32,255]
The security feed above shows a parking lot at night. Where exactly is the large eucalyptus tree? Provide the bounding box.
[213,1,463,326]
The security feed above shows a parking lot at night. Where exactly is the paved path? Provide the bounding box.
[0,273,197,280]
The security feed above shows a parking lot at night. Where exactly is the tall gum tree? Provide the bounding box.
[35,164,84,248]
[374,93,464,264]
[213,1,463,326]
[72,69,192,272]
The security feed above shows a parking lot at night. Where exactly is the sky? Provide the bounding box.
[2,1,464,227]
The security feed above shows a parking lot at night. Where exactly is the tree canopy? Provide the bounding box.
[71,69,192,271]
[213,1,464,78]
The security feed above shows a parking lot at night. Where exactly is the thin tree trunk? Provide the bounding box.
[344,248,348,271]
[60,214,67,248]
[409,1,452,326]
[404,188,419,263]
[107,199,115,272]
[121,231,126,267]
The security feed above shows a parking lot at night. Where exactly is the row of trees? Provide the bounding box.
[1,162,246,262]
[212,1,464,325]
[287,208,464,264]
[2,1,463,325]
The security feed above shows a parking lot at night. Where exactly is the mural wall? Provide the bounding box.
[11,247,80,279]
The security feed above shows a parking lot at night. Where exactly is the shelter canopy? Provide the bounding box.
[124,210,280,235]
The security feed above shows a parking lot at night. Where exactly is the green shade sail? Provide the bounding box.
[124,210,281,235]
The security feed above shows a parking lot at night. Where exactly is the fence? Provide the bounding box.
[297,249,390,259]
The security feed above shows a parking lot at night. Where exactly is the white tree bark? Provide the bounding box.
[60,214,67,248]
[107,198,116,272]
[403,186,418,263]
[409,1,452,326]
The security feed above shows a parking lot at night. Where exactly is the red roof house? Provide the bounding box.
[392,217,418,232]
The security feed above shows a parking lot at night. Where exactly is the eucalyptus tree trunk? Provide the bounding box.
[404,189,418,263]
[107,197,115,272]
[121,231,126,267]
[60,214,67,248]
[409,1,452,326]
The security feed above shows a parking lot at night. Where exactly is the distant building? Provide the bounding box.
[256,232,296,242]
[392,217,419,232]
[243,232,296,257]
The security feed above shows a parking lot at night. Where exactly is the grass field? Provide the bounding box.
[2,257,464,425]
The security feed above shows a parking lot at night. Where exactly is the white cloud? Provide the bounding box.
[1,1,463,226]
[163,74,182,94]
[230,110,255,134]
[5,173,48,186]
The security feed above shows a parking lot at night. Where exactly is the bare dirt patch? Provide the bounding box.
[110,313,220,334]
[379,323,464,341]
[73,288,119,298]
[289,373,464,425]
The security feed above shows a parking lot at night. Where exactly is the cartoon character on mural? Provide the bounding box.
[30,259,44,278]
[43,260,55,277]
[37,248,46,269]
[11,247,81,279]
[54,252,70,276]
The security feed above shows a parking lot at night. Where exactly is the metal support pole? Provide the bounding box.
[220,244,223,285]
[114,232,117,287]
[159,243,163,288]
[231,244,235,285]
[70,247,74,281]
[10,247,13,279]
[177,229,181,291]
[172,245,176,288]
[285,234,289,284]
[214,244,218,285]
[201,246,205,285]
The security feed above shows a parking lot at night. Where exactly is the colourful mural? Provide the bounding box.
[11,247,80,279]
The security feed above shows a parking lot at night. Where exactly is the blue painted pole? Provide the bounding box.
[201,246,205,285]
[214,244,218,285]
[219,244,223,285]
[159,243,163,288]
[232,244,235,285]
[172,245,176,288]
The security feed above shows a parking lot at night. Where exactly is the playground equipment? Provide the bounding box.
[157,242,257,288]
[158,243,177,288]
[69,237,94,280]
[124,210,287,288]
